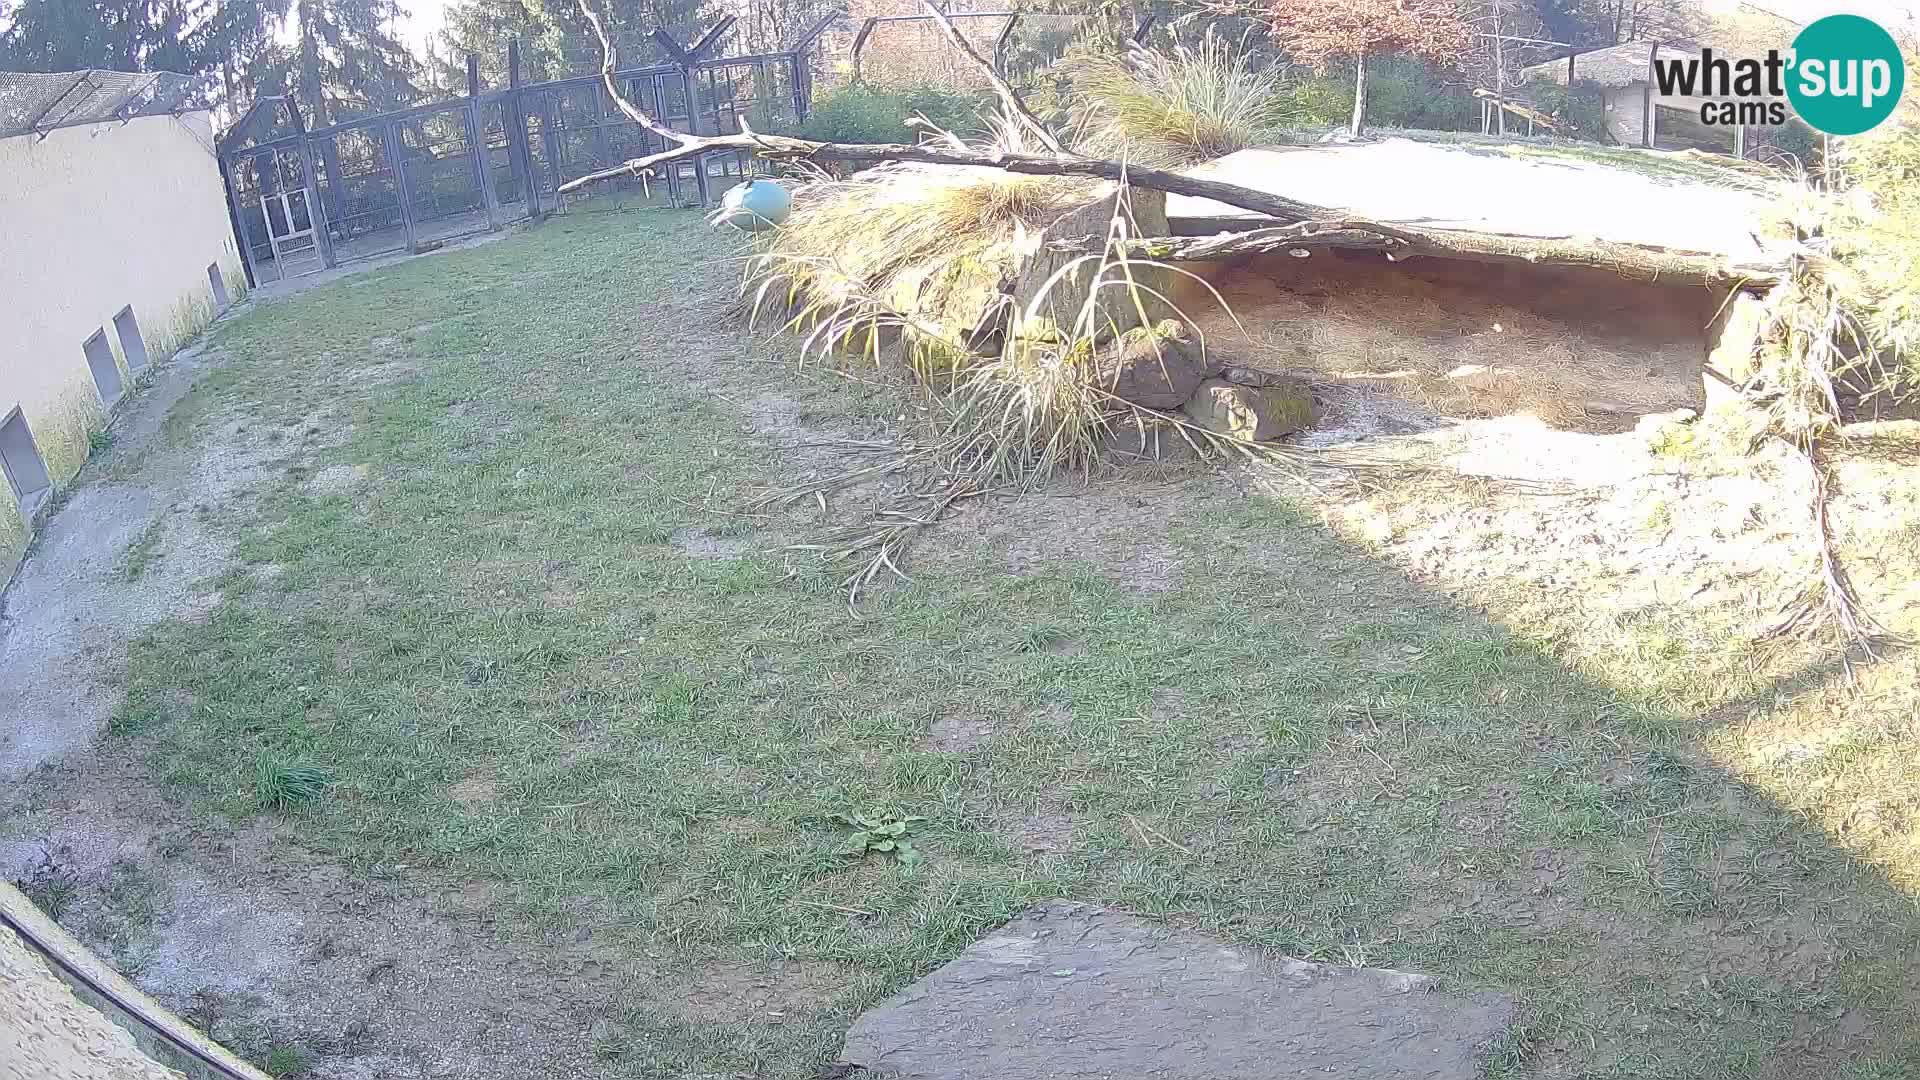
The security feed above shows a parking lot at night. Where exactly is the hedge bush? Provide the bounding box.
[797,83,992,145]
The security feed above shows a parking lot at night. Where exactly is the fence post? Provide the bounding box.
[787,54,807,122]
[296,135,336,268]
[851,18,879,83]
[468,54,503,230]
[588,84,615,178]
[539,93,563,210]
[993,13,1020,80]
[218,154,260,290]
[687,64,712,206]
[789,11,836,121]
[653,29,712,207]
[381,118,420,251]
[505,39,543,220]
[652,75,682,206]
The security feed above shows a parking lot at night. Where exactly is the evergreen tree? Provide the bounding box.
[0,0,426,130]
[438,0,707,86]
[0,0,277,87]
[277,0,424,126]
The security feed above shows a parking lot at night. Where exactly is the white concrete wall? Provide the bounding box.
[0,110,242,571]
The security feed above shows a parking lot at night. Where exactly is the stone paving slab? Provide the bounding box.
[838,901,1516,1080]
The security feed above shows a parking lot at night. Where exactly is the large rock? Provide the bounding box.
[1182,377,1315,441]
[1220,363,1304,388]
[1011,188,1175,345]
[837,901,1515,1080]
[1092,319,1218,409]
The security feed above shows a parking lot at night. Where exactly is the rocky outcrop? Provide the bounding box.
[1092,319,1223,409]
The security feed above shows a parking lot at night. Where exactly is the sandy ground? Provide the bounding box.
[2,922,185,1080]
[1168,139,1782,261]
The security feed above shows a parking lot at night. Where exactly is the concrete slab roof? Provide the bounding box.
[1167,138,1782,263]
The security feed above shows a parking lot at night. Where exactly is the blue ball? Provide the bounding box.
[716,179,791,232]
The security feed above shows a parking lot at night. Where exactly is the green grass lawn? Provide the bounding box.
[107,204,1918,1078]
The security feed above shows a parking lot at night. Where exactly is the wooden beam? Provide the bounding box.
[850,17,879,81]
[506,37,544,220]
[380,119,420,249]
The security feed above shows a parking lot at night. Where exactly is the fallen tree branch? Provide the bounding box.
[917,0,1066,155]
[1048,219,1411,259]
[566,0,1786,292]
[563,0,1325,221]
[1471,89,1563,133]
[1046,221,1785,288]
[555,130,1326,221]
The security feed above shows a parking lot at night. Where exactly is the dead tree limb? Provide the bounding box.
[566,0,1786,292]
[582,0,678,140]
[564,0,1318,222]
[555,128,1327,221]
[917,0,1067,155]
[1471,89,1562,133]
[1047,221,1786,288]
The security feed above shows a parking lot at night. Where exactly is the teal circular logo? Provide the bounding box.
[1787,14,1906,135]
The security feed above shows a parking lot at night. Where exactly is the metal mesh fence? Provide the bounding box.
[216,25,817,285]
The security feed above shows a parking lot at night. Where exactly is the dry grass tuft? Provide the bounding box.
[744,178,1367,608]
[743,160,1097,369]
[1731,94,1919,648]
[1064,34,1298,168]
[1823,85,1920,398]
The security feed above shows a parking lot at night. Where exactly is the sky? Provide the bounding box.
[385,0,1917,59]
[394,0,454,55]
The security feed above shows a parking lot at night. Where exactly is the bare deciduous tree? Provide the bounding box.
[1259,0,1473,135]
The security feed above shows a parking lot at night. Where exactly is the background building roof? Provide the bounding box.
[0,69,200,141]
[1520,42,1701,90]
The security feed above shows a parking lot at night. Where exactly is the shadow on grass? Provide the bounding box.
[69,208,1920,1080]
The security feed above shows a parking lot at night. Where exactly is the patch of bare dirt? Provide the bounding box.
[1316,414,1920,645]
[669,527,753,558]
[448,773,497,807]
[1005,812,1075,857]
[926,711,999,752]
[0,348,306,779]
[678,960,847,1024]
[3,759,643,1080]
[919,481,1231,594]
[305,463,371,496]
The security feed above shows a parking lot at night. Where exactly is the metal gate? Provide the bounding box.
[231,145,327,283]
